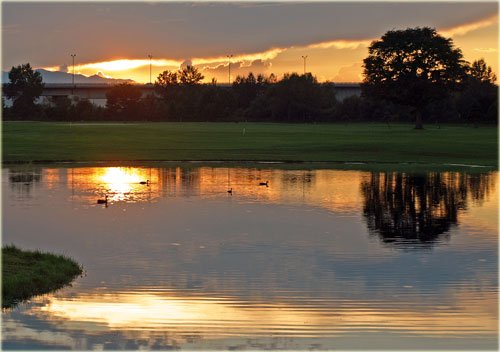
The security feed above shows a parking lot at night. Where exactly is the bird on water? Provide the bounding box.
[259,181,269,186]
[97,195,108,204]
[140,180,150,185]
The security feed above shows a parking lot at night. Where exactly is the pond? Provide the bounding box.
[2,165,498,350]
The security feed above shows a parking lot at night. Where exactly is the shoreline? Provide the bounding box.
[2,246,83,309]
[3,160,497,173]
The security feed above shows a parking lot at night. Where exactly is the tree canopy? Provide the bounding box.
[457,59,498,125]
[156,70,179,87]
[105,83,142,118]
[362,27,468,128]
[468,58,497,83]
[4,63,44,118]
[179,65,204,85]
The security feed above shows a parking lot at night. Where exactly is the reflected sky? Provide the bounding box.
[2,165,498,350]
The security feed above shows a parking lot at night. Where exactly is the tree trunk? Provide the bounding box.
[414,110,423,129]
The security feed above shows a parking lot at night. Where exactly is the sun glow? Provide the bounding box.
[73,58,182,73]
[86,167,158,203]
[42,65,61,72]
[100,167,143,187]
[307,39,371,50]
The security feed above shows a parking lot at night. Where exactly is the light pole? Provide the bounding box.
[148,54,153,84]
[227,54,233,84]
[70,54,76,94]
[301,55,308,75]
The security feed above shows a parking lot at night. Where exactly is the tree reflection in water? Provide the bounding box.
[8,169,42,199]
[361,172,493,250]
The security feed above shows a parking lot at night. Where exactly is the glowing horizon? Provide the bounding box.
[36,12,498,84]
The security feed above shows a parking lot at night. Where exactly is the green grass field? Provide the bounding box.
[2,122,498,167]
[2,245,82,308]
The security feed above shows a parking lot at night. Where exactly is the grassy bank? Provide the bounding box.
[2,122,498,167]
[2,245,82,308]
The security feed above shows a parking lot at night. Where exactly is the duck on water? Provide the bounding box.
[97,195,108,204]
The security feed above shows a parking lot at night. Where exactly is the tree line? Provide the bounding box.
[3,27,498,126]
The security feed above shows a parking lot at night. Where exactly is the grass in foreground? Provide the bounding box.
[2,122,498,167]
[2,245,82,308]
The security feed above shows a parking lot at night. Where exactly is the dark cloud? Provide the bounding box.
[2,2,497,69]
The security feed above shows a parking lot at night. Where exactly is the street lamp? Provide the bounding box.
[301,55,308,75]
[227,54,233,84]
[148,54,153,84]
[70,54,76,94]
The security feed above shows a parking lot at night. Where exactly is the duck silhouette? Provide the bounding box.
[97,195,108,204]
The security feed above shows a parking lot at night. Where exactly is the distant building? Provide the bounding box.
[331,83,362,101]
[2,82,362,108]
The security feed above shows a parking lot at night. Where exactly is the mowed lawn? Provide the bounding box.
[2,122,498,167]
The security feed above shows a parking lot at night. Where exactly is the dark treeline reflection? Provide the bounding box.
[8,169,42,198]
[8,170,41,184]
[361,172,494,250]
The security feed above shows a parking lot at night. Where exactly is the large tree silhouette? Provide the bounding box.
[362,27,467,129]
[4,63,44,119]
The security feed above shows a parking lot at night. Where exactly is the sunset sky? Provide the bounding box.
[2,2,498,83]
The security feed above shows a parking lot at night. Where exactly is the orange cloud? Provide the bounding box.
[192,47,285,66]
[441,14,498,37]
[333,62,364,82]
[307,39,371,50]
[43,37,370,80]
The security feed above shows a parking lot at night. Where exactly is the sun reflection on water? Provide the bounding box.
[96,167,153,202]
[68,167,160,203]
[100,168,143,191]
[30,289,497,338]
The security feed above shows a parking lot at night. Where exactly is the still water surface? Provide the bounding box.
[2,165,498,350]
